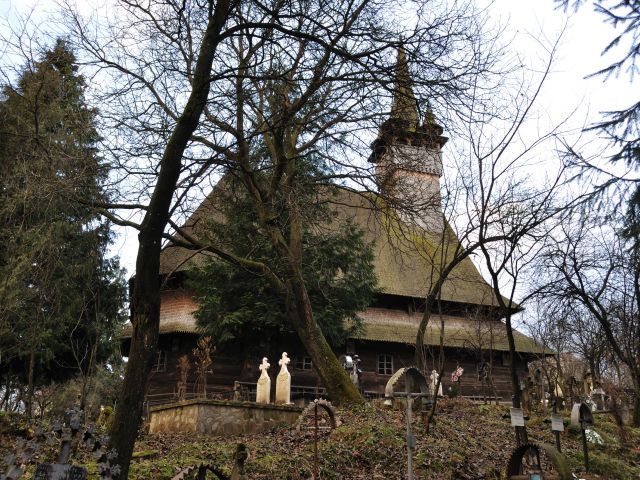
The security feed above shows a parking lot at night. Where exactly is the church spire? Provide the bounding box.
[369,45,448,165]
[390,45,419,126]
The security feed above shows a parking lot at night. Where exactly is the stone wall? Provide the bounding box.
[149,399,303,436]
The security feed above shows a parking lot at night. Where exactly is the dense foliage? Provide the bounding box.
[0,40,127,414]
[189,174,377,356]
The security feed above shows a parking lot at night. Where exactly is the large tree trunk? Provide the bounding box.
[632,373,640,427]
[286,270,363,405]
[107,5,232,477]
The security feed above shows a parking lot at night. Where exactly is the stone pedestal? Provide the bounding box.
[149,399,303,436]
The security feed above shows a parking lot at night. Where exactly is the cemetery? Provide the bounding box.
[2,1,640,478]
[2,354,639,479]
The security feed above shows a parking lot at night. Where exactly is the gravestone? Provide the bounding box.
[429,370,443,397]
[570,402,594,472]
[551,413,564,432]
[256,357,271,404]
[591,387,606,410]
[34,464,87,480]
[275,352,292,405]
[1,407,119,480]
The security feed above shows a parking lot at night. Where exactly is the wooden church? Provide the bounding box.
[121,50,544,407]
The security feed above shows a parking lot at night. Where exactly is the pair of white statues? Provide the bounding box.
[256,352,292,405]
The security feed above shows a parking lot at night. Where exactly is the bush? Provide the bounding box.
[0,411,27,435]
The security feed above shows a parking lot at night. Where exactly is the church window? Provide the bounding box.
[295,356,313,370]
[377,354,393,375]
[153,350,167,372]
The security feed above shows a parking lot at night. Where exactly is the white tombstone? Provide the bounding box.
[256,357,271,404]
[429,370,443,397]
[275,352,292,405]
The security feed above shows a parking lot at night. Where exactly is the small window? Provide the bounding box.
[377,354,393,375]
[153,350,167,372]
[295,356,313,370]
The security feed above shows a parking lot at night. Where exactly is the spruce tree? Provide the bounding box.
[0,39,126,416]
[189,173,377,360]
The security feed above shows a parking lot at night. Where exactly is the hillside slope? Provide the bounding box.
[126,399,640,479]
[1,398,638,479]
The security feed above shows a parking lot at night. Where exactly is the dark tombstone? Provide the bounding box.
[294,399,340,480]
[506,443,571,479]
[34,464,49,480]
[33,464,87,480]
[2,408,118,480]
[570,402,594,473]
[383,367,430,480]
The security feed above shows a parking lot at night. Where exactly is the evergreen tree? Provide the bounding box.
[189,173,377,359]
[0,39,127,416]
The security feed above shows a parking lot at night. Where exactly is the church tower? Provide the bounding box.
[369,47,448,233]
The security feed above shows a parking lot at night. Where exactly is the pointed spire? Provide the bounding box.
[390,44,419,126]
[423,101,436,127]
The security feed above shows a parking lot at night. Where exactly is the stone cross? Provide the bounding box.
[256,357,271,404]
[275,352,292,405]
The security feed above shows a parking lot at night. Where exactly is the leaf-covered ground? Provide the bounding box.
[126,398,640,479]
[2,399,640,479]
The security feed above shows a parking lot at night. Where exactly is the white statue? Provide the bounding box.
[429,370,443,397]
[275,352,292,405]
[256,357,271,404]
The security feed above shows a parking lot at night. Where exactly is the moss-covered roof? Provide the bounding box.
[159,187,504,308]
[146,181,541,351]
[120,304,545,354]
[353,309,544,353]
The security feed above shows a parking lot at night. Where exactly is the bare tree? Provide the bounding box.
[536,216,640,426]
[43,0,510,475]
[411,29,570,373]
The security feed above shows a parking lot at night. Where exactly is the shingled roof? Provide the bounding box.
[159,186,503,308]
[121,301,544,354]
[355,308,545,354]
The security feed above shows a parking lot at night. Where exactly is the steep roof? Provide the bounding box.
[121,301,544,354]
[389,45,419,125]
[158,186,502,308]
[355,308,545,354]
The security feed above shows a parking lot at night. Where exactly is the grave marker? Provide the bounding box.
[510,408,525,427]
[571,402,594,472]
[551,413,564,432]
[275,352,292,405]
[256,357,271,404]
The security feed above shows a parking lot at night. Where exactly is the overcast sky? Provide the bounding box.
[1,0,635,277]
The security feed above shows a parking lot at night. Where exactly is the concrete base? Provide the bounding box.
[149,399,303,436]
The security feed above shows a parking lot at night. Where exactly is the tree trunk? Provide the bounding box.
[632,373,640,427]
[425,307,446,434]
[107,5,232,477]
[504,313,528,446]
[26,343,36,419]
[80,339,99,420]
[286,272,363,405]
